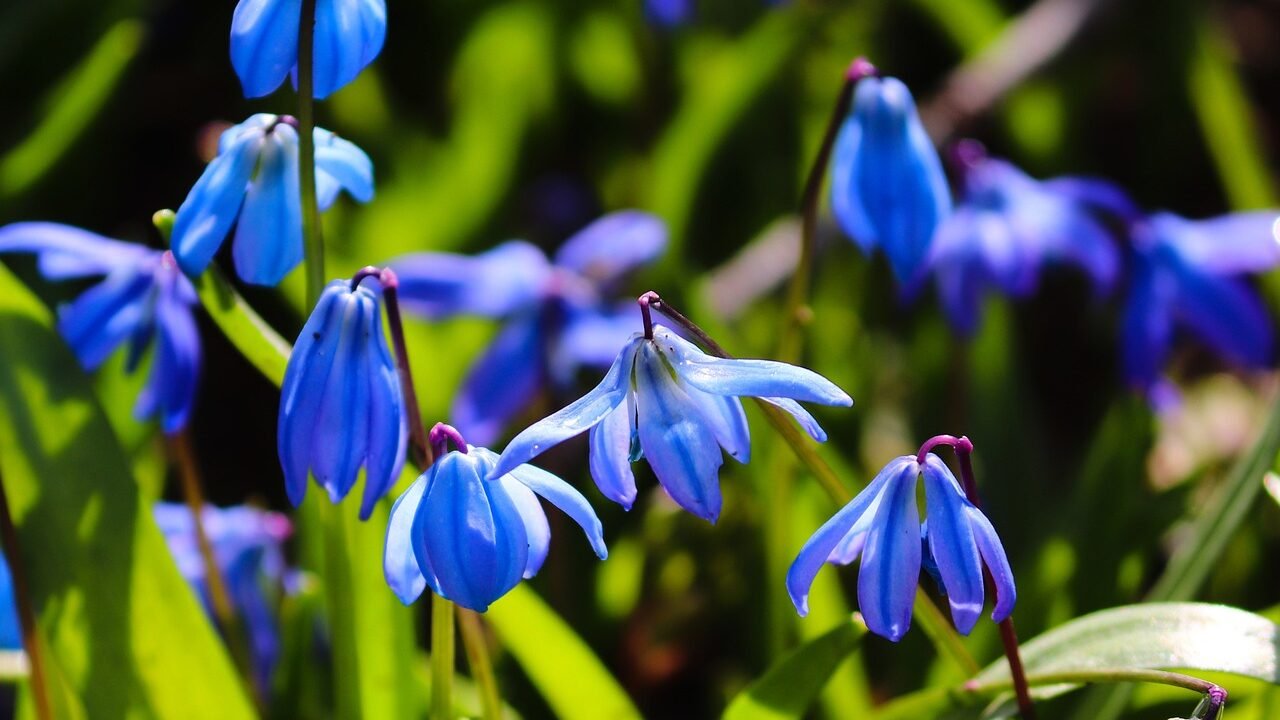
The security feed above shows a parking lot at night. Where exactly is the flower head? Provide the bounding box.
[231,0,386,99]
[491,323,852,522]
[171,114,373,286]
[0,555,18,651]
[0,222,200,433]
[1124,211,1280,402]
[155,502,292,689]
[278,278,406,519]
[383,424,607,612]
[787,453,1015,641]
[390,211,667,446]
[929,144,1122,334]
[831,75,951,287]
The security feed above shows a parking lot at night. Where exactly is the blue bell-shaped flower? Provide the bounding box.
[278,278,406,519]
[171,114,373,286]
[384,424,607,612]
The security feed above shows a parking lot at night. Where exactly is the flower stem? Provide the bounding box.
[431,594,456,720]
[777,57,876,363]
[167,431,256,699]
[0,466,51,720]
[297,0,324,310]
[457,608,502,720]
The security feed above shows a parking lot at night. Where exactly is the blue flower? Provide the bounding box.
[0,555,19,651]
[389,211,667,446]
[831,75,951,287]
[0,223,201,433]
[171,114,374,287]
[230,0,386,99]
[278,278,406,519]
[928,145,1122,334]
[491,325,852,522]
[155,502,292,690]
[383,425,607,612]
[644,0,692,25]
[1124,211,1280,400]
[787,453,1015,641]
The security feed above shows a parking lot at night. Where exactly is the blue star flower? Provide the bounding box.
[389,211,667,446]
[171,114,374,287]
[278,278,406,519]
[831,75,952,287]
[155,502,292,690]
[0,222,201,433]
[230,0,386,99]
[1124,211,1280,400]
[490,325,852,522]
[383,424,607,612]
[928,144,1122,334]
[787,453,1015,642]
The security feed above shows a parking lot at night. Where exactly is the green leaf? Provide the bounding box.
[0,264,255,717]
[192,265,291,386]
[722,615,868,720]
[486,585,642,720]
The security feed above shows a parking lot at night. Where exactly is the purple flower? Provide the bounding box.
[389,211,667,446]
[928,144,1122,334]
[787,454,1015,641]
[1124,211,1280,400]
[0,223,201,433]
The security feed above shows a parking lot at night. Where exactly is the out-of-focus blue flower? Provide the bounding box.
[929,143,1122,334]
[831,75,951,287]
[1124,211,1280,401]
[644,0,692,25]
[384,425,607,612]
[0,555,19,651]
[155,502,291,690]
[491,325,852,522]
[172,114,373,286]
[390,211,666,446]
[787,453,1015,641]
[0,223,201,433]
[278,278,406,519]
[230,0,386,99]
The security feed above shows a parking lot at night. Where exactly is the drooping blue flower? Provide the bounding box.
[0,223,201,433]
[787,453,1015,641]
[928,144,1123,335]
[1124,211,1280,400]
[278,278,406,519]
[155,502,292,690]
[491,325,852,522]
[383,424,607,612]
[171,114,374,286]
[831,75,952,287]
[230,0,386,99]
[390,211,667,446]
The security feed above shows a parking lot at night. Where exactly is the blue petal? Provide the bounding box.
[230,0,302,98]
[755,396,828,442]
[384,474,430,604]
[314,127,375,208]
[232,126,303,286]
[0,222,152,279]
[359,295,407,519]
[390,241,552,319]
[56,266,153,370]
[644,0,692,26]
[310,0,386,99]
[551,305,641,383]
[785,456,909,616]
[1171,260,1274,368]
[826,488,885,566]
[921,455,984,635]
[655,326,852,406]
[588,402,638,509]
[552,211,667,285]
[856,457,922,642]
[829,114,877,253]
[966,504,1016,622]
[136,275,202,433]
[451,314,544,448]
[491,336,642,480]
[495,475,550,579]
[634,343,724,522]
[1042,176,1142,223]
[678,381,751,463]
[1153,211,1280,275]
[494,450,608,560]
[172,128,262,277]
[1121,258,1175,393]
[0,556,17,650]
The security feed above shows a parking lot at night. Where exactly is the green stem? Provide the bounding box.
[0,466,51,720]
[431,595,456,720]
[457,608,501,720]
[319,500,361,718]
[297,0,323,309]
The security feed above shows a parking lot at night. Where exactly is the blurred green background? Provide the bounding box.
[3,0,1280,717]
